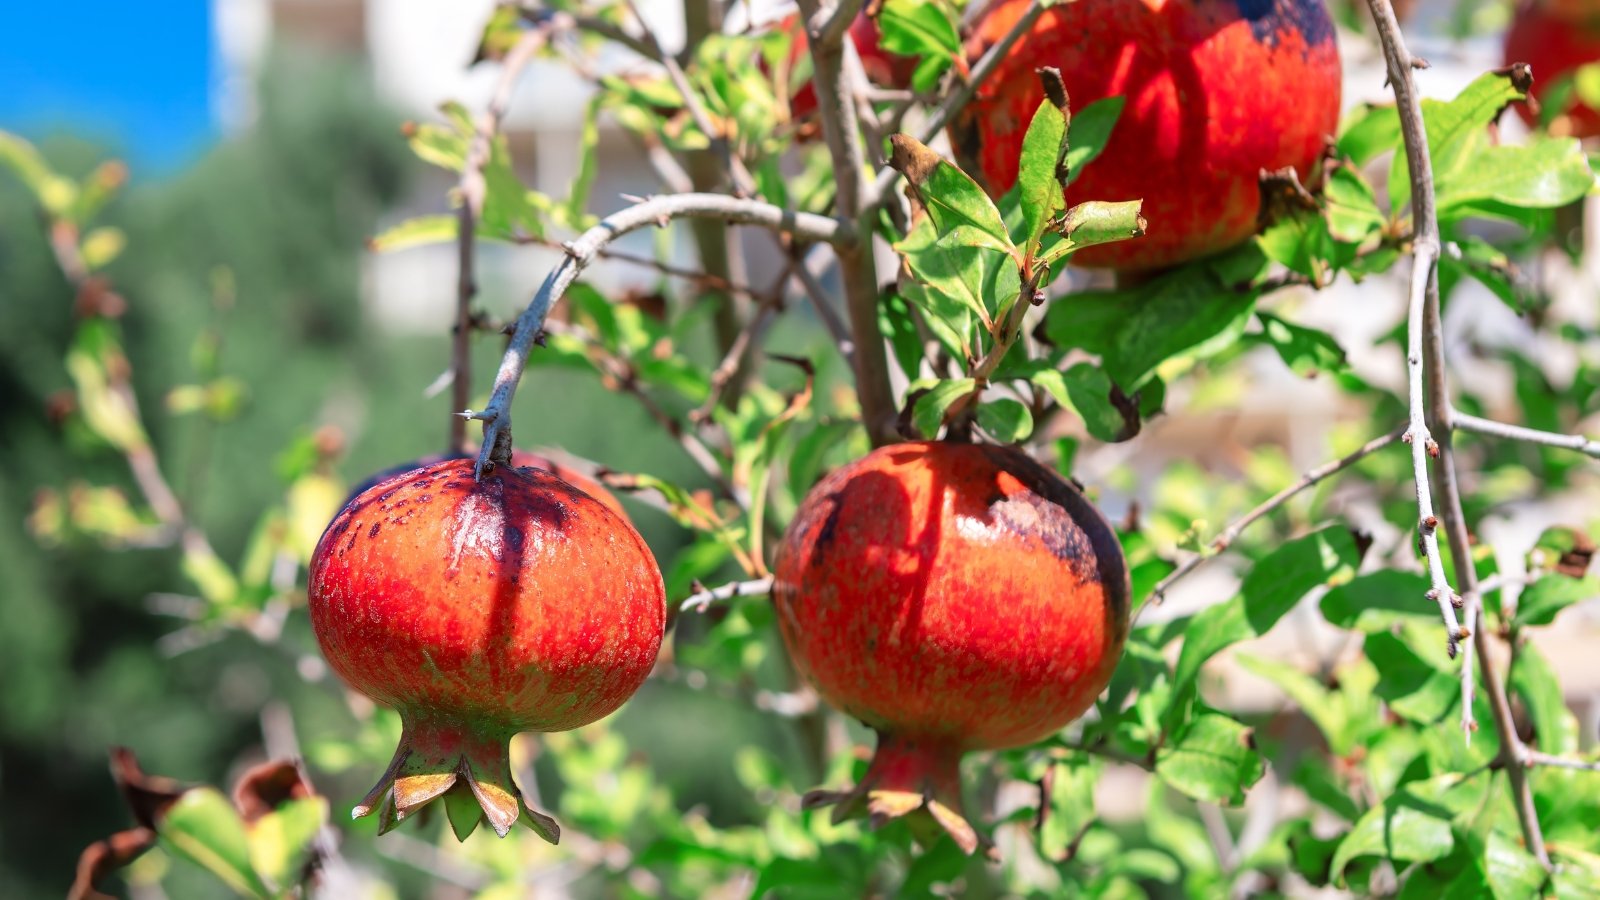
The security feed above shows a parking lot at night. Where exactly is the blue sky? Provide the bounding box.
[0,0,216,172]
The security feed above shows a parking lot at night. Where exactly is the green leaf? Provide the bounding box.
[1320,569,1437,633]
[1337,103,1401,166]
[1236,654,1348,754]
[1511,642,1580,755]
[1482,830,1549,900]
[1365,625,1457,724]
[1257,204,1339,281]
[1064,96,1124,185]
[566,95,603,226]
[976,398,1033,442]
[1044,200,1147,262]
[247,796,327,890]
[160,788,270,898]
[1254,311,1348,378]
[891,134,1016,257]
[1032,363,1136,443]
[895,210,1002,329]
[1325,165,1386,243]
[1392,70,1529,213]
[877,0,961,94]
[1018,98,1069,249]
[1040,758,1099,859]
[1172,526,1358,694]
[1330,774,1482,879]
[1042,254,1259,391]
[1292,759,1362,822]
[1154,710,1264,805]
[1437,138,1595,213]
[911,378,976,439]
[879,291,925,380]
[1514,574,1600,627]
[368,214,458,253]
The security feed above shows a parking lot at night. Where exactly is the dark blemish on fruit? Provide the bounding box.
[418,494,433,504]
[390,499,409,510]
[369,522,382,540]
[1234,0,1333,50]
[344,528,359,554]
[379,488,401,504]
[813,492,846,553]
[505,526,525,554]
[328,518,352,539]
[990,492,1092,569]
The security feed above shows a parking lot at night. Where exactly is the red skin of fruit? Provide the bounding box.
[952,0,1342,271]
[310,458,664,841]
[773,441,1129,853]
[1504,2,1600,138]
[347,449,627,520]
[784,13,920,123]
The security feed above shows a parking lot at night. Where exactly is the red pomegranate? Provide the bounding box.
[773,441,1129,854]
[310,458,665,841]
[952,0,1342,271]
[781,13,920,123]
[346,449,627,520]
[1504,1,1600,138]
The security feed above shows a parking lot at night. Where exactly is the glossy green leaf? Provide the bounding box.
[1042,254,1259,391]
[1514,575,1600,627]
[911,378,976,439]
[247,796,327,890]
[892,134,1015,256]
[1173,526,1358,694]
[1510,642,1580,755]
[1031,363,1136,443]
[878,0,961,94]
[1437,138,1595,213]
[1018,98,1068,248]
[1320,569,1437,633]
[1237,654,1348,754]
[1154,710,1264,805]
[368,214,458,253]
[1254,311,1348,378]
[1325,165,1386,243]
[1337,103,1401,166]
[160,788,270,898]
[1064,96,1124,184]
[879,291,925,380]
[1044,200,1146,262]
[1365,626,1457,724]
[976,398,1032,442]
[1330,773,1485,879]
[1392,70,1528,212]
[1482,829,1549,899]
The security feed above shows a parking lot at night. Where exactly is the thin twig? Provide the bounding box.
[1452,411,1600,458]
[1138,426,1405,621]
[469,192,846,478]
[798,0,897,446]
[452,29,548,455]
[693,262,796,422]
[539,320,744,507]
[1362,0,1548,867]
[514,232,765,296]
[1525,751,1600,772]
[679,576,775,613]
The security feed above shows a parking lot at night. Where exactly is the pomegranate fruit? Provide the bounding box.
[773,441,1129,854]
[310,457,665,841]
[780,12,920,124]
[1504,2,1600,138]
[952,0,1342,271]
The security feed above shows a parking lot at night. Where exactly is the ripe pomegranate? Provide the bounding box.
[310,458,665,841]
[773,441,1129,854]
[952,0,1342,271]
[1504,2,1600,138]
[780,13,920,124]
[346,449,626,520]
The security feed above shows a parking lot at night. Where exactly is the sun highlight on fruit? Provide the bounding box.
[773,441,1130,855]
[952,0,1342,271]
[346,449,627,520]
[309,458,665,842]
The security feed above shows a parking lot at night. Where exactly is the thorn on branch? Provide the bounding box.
[1411,56,1431,70]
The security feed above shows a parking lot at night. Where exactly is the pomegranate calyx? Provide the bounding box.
[801,732,995,858]
[354,714,560,844]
